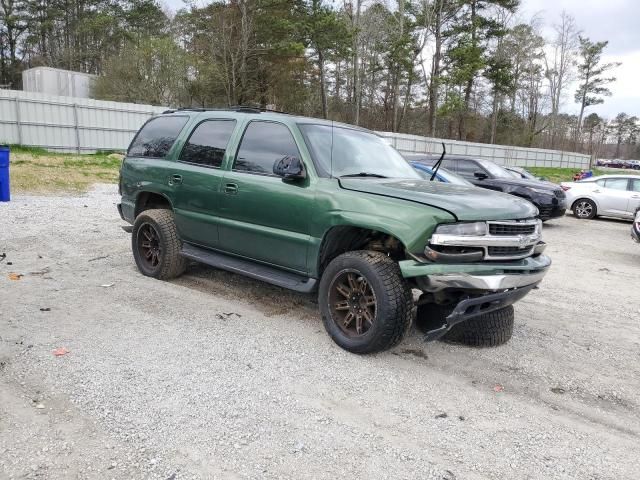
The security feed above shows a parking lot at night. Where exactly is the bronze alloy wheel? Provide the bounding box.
[137,222,162,268]
[328,269,377,337]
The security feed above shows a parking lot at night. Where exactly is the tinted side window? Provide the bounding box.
[179,120,236,168]
[234,122,300,175]
[604,178,629,191]
[128,116,188,158]
[457,160,483,179]
[596,179,606,187]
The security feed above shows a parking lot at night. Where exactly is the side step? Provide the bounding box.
[180,243,317,293]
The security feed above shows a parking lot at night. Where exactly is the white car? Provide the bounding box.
[560,175,640,220]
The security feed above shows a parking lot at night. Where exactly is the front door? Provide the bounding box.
[218,120,314,273]
[171,119,237,248]
[596,177,633,217]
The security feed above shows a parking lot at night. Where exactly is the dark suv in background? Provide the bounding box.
[405,154,567,221]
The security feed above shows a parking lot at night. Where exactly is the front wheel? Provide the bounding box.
[318,251,413,354]
[573,198,597,219]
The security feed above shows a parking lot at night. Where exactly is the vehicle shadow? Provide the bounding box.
[172,262,319,321]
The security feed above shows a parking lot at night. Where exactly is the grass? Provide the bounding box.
[6,145,123,194]
[528,167,640,183]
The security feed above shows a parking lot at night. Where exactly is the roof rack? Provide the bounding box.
[162,105,291,115]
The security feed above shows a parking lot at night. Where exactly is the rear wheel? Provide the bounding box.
[573,198,597,219]
[318,251,412,354]
[132,209,187,280]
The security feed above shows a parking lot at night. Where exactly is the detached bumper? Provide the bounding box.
[423,283,537,342]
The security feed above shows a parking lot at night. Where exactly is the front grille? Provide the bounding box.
[488,223,537,236]
[488,246,534,257]
[538,206,552,219]
[554,189,566,199]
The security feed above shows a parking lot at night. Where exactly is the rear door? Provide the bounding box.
[121,115,189,222]
[171,119,238,248]
[627,178,640,215]
[596,178,632,216]
[217,120,314,273]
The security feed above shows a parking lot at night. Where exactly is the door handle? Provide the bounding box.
[224,183,239,194]
[168,174,183,186]
[632,195,640,199]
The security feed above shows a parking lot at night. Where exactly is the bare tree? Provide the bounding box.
[544,11,579,148]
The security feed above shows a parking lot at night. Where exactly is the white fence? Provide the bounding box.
[0,88,591,168]
[0,89,165,153]
[377,132,591,169]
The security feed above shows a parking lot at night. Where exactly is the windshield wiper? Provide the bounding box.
[340,172,387,178]
[430,142,446,181]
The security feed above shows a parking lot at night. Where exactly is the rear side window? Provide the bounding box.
[630,179,640,192]
[128,116,188,158]
[604,178,629,191]
[233,121,300,175]
[179,120,236,168]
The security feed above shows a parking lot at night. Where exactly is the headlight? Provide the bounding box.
[434,221,487,236]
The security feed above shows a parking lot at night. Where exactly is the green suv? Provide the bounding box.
[118,108,550,353]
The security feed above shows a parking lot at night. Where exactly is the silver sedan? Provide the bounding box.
[560,175,640,220]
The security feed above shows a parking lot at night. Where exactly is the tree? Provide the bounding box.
[574,36,619,138]
[445,0,518,140]
[544,11,579,148]
[93,36,190,106]
[303,0,351,118]
[611,112,638,159]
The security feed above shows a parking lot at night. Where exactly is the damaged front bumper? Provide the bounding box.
[422,284,537,341]
[399,255,551,342]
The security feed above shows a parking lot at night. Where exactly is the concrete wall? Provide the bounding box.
[0,89,165,153]
[376,132,591,169]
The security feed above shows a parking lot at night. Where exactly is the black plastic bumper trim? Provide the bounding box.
[423,283,538,342]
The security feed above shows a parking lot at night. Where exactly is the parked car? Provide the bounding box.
[627,160,640,170]
[118,108,550,353]
[632,209,640,243]
[404,154,567,221]
[560,175,640,220]
[410,162,474,186]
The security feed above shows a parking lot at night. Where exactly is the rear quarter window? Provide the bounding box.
[128,116,189,159]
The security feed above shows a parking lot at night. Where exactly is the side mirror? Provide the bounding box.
[273,156,306,181]
[474,171,488,180]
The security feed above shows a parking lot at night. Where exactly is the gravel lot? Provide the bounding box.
[1,184,639,480]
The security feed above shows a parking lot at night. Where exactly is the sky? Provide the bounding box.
[162,0,640,119]
[518,0,640,119]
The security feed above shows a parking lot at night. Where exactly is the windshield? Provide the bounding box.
[507,167,536,180]
[480,160,516,179]
[299,124,421,179]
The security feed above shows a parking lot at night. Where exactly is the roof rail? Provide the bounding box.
[161,105,291,115]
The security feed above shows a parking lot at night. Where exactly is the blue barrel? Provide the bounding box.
[0,146,9,202]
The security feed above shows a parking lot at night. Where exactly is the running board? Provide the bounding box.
[180,243,317,293]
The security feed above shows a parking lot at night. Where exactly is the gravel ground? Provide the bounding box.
[1,184,639,480]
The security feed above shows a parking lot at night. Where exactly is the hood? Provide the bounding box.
[488,177,559,190]
[339,178,538,221]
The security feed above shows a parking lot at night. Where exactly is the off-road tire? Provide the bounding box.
[572,198,597,219]
[318,251,413,354]
[444,305,514,347]
[132,209,187,280]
